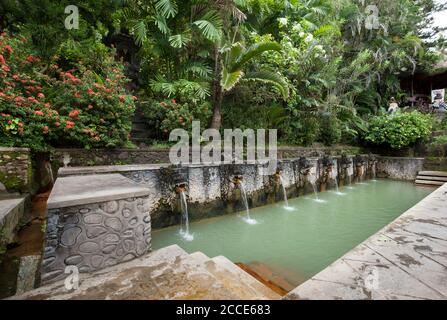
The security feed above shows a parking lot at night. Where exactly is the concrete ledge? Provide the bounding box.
[285,183,447,300]
[0,197,26,244]
[47,174,151,209]
[0,147,30,152]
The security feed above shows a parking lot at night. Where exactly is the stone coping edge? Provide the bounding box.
[47,187,150,210]
[58,154,381,176]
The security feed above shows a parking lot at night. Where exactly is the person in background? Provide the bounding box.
[432,92,446,111]
[388,97,399,114]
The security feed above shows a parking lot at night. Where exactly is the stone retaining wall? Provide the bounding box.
[0,147,32,193]
[58,155,376,229]
[376,157,424,180]
[52,146,364,168]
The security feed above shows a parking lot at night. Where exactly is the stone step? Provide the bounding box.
[210,256,281,300]
[415,180,445,186]
[418,171,447,177]
[10,244,191,300]
[189,251,211,264]
[12,245,275,300]
[416,176,447,182]
[189,252,280,300]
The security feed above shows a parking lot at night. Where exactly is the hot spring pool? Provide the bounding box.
[152,180,433,287]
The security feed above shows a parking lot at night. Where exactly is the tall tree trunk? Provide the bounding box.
[211,87,224,130]
[210,48,223,130]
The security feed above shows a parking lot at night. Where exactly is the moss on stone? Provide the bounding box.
[0,171,25,192]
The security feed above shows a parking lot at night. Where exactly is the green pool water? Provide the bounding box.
[152,180,433,286]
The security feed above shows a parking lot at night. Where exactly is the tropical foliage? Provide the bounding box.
[0,32,136,151]
[0,0,446,150]
[364,111,433,149]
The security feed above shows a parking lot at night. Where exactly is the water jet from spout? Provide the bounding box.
[179,191,194,241]
[240,182,258,224]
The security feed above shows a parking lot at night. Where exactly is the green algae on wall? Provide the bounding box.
[0,147,32,193]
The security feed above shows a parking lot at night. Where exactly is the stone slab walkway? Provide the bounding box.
[10,245,279,300]
[285,183,447,300]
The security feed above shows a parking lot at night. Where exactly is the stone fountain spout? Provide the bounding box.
[298,157,313,175]
[354,155,367,181]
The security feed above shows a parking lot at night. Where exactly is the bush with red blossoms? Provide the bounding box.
[0,33,136,151]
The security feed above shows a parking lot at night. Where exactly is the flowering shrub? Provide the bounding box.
[142,98,211,138]
[0,33,136,151]
[364,111,432,149]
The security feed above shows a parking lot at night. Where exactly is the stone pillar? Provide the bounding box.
[41,174,151,285]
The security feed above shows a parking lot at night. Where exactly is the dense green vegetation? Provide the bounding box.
[0,0,446,151]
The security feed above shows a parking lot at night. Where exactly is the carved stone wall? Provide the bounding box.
[41,196,151,285]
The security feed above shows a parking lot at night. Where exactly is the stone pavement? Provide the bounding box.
[285,183,447,300]
[10,245,280,300]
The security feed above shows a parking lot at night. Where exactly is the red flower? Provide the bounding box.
[73,92,81,98]
[119,95,126,102]
[34,110,44,116]
[42,126,49,134]
[87,88,95,96]
[37,93,45,99]
[65,121,75,129]
[26,55,36,63]
[69,109,80,117]
[171,99,177,104]
[55,122,61,127]
[4,45,13,54]
[88,104,93,110]
[0,54,5,64]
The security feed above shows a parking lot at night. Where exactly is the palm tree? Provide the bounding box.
[210,41,289,129]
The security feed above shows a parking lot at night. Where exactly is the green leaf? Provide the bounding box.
[131,20,147,45]
[169,33,191,48]
[221,68,244,92]
[229,42,281,72]
[155,0,178,19]
[193,11,222,42]
[244,70,289,99]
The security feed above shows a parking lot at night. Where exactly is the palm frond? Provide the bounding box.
[169,32,191,48]
[244,71,289,99]
[221,68,244,92]
[229,42,281,72]
[155,0,178,18]
[193,11,223,42]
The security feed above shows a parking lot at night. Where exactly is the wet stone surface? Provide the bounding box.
[285,183,447,300]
